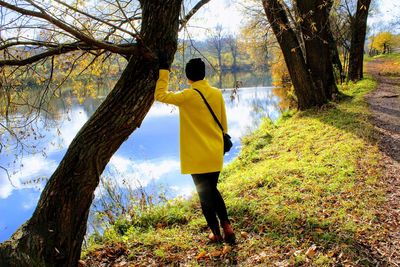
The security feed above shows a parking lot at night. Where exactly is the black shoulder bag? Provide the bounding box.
[194,89,233,154]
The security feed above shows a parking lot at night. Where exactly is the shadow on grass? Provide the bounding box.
[228,204,386,266]
[301,96,376,145]
[304,93,400,163]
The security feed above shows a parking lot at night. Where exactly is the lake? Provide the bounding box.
[0,78,286,242]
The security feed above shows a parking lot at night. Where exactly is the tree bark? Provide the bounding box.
[262,0,320,110]
[0,0,182,266]
[348,0,371,81]
[296,0,338,100]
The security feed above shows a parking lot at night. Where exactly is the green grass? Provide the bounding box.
[83,76,386,266]
[372,52,400,60]
[365,52,400,61]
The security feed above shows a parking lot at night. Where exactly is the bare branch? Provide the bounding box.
[0,0,138,55]
[115,0,141,39]
[0,41,60,50]
[53,0,137,38]
[0,42,97,66]
[179,0,211,31]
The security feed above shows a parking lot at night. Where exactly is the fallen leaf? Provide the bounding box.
[240,231,249,239]
[306,244,317,258]
[210,250,222,257]
[275,260,290,267]
[222,245,232,255]
[196,251,207,260]
[113,261,128,267]
[315,228,324,234]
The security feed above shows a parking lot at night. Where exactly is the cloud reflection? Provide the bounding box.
[105,155,181,189]
[0,155,57,199]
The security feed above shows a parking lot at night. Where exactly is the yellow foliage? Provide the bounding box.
[369,32,399,53]
[239,25,268,72]
[270,48,290,87]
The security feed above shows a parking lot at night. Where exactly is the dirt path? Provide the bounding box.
[365,58,400,266]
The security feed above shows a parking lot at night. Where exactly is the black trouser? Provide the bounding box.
[191,172,230,234]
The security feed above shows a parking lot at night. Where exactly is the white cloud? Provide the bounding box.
[170,185,195,198]
[136,160,180,181]
[109,155,133,173]
[147,103,178,118]
[58,108,89,147]
[0,155,57,199]
[184,0,243,38]
[107,156,180,188]
[0,177,13,199]
[94,156,181,200]
[368,0,399,31]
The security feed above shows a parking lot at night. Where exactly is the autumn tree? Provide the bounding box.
[208,24,226,89]
[330,1,354,79]
[369,31,399,55]
[0,0,210,266]
[239,1,270,73]
[226,34,239,72]
[261,0,339,109]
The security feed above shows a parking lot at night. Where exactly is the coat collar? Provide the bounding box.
[190,79,210,90]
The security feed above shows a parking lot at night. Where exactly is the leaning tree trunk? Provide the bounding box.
[348,0,371,81]
[296,0,338,101]
[262,0,320,110]
[0,0,182,266]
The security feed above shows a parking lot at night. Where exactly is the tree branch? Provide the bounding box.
[53,0,137,38]
[0,43,94,66]
[179,0,211,31]
[0,41,60,50]
[115,0,141,39]
[0,0,138,55]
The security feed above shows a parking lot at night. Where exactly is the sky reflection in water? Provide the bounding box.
[0,86,282,241]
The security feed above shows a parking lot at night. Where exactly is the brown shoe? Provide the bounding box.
[208,232,223,243]
[222,223,236,244]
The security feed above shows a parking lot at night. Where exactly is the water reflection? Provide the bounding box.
[0,74,286,242]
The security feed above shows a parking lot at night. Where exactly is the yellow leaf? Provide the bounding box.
[310,22,317,32]
[196,251,207,260]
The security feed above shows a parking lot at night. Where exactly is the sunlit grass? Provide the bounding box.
[367,53,400,75]
[83,76,385,265]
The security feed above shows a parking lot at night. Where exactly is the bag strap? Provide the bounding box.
[193,89,224,133]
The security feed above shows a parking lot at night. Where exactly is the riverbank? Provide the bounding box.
[81,67,389,266]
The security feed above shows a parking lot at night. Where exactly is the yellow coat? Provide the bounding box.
[154,70,228,174]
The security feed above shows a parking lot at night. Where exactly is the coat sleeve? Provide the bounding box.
[221,93,228,133]
[154,69,185,106]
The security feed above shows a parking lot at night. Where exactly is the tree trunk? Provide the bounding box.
[0,0,182,266]
[296,0,338,100]
[218,52,223,89]
[348,0,371,81]
[327,25,344,84]
[262,0,320,110]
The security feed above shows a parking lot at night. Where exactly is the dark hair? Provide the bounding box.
[185,58,205,82]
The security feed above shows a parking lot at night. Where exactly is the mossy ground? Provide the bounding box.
[82,76,387,266]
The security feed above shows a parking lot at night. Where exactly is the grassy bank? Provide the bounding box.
[83,77,385,266]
